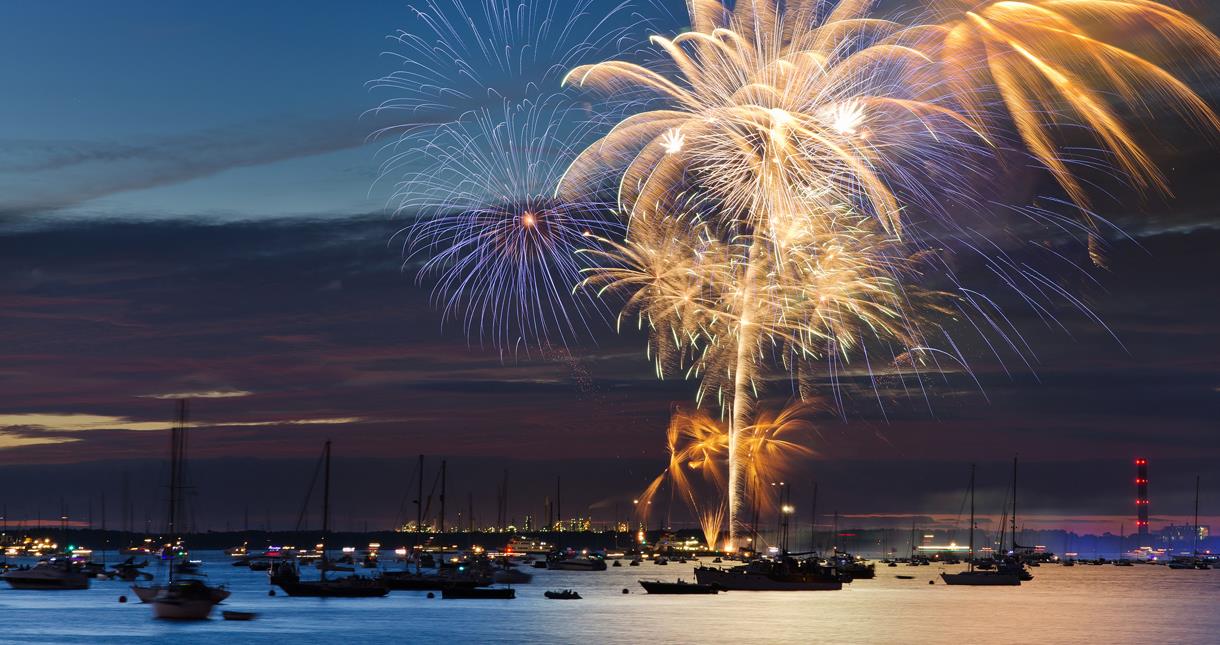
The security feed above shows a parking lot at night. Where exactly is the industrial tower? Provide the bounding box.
[1135,458,1149,546]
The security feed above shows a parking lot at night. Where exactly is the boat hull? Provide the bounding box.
[152,597,217,620]
[940,572,1021,586]
[639,580,719,594]
[694,567,841,591]
[276,580,389,597]
[132,584,230,604]
[441,587,515,599]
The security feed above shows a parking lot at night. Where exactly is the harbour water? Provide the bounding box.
[0,552,1216,644]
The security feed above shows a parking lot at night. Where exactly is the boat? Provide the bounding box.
[441,586,515,599]
[505,536,553,556]
[147,402,229,619]
[1,560,90,590]
[547,555,607,571]
[895,575,915,580]
[222,611,257,621]
[380,569,486,591]
[694,558,843,591]
[1170,475,1209,571]
[275,440,389,598]
[940,465,1022,587]
[832,553,876,579]
[544,589,582,600]
[152,580,225,620]
[639,579,719,594]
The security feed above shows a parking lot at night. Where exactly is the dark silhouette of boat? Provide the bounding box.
[274,440,388,598]
[544,589,582,599]
[694,558,843,591]
[941,465,1022,587]
[639,579,719,594]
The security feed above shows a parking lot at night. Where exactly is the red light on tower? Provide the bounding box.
[1135,458,1149,546]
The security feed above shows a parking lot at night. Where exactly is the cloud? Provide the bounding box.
[0,116,369,216]
[0,430,81,450]
[139,389,253,400]
[0,412,373,445]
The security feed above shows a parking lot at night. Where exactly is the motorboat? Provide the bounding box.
[1,561,89,590]
[544,589,582,600]
[639,579,719,594]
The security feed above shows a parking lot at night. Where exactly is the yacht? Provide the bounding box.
[1,560,89,590]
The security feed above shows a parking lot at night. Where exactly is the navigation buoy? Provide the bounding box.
[268,589,276,596]
[118,595,127,603]
[622,588,629,594]
[427,592,435,599]
[928,580,934,585]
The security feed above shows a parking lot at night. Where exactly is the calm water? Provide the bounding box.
[0,552,1216,644]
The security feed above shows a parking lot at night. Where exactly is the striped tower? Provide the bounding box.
[1135,458,1149,546]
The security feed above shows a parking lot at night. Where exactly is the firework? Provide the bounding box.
[560,0,1218,546]
[370,0,647,350]
[637,403,816,551]
[392,98,622,350]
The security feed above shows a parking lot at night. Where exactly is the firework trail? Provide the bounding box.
[561,0,1218,546]
[637,402,816,550]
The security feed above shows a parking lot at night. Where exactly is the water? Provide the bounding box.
[0,552,1216,644]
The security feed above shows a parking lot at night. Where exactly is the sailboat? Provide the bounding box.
[140,400,229,619]
[1168,476,1210,570]
[274,440,388,597]
[941,465,1022,586]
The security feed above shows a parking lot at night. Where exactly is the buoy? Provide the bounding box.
[622,588,629,594]
[928,580,934,585]
[268,589,276,596]
[427,592,435,599]
[118,595,127,603]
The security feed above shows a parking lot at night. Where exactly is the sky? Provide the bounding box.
[0,0,1218,536]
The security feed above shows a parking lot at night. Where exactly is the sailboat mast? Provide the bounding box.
[968,464,976,573]
[1011,456,1018,552]
[416,454,424,542]
[809,481,818,554]
[439,460,447,533]
[322,441,331,536]
[1193,475,1200,557]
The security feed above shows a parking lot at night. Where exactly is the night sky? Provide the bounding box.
[0,0,1217,535]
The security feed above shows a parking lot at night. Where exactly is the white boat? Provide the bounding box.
[132,582,230,604]
[547,557,607,571]
[1,561,89,590]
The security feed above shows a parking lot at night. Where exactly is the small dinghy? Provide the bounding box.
[544,589,582,600]
[222,611,257,621]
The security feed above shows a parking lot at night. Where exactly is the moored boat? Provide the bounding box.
[693,558,843,591]
[1,561,89,590]
[639,579,719,594]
